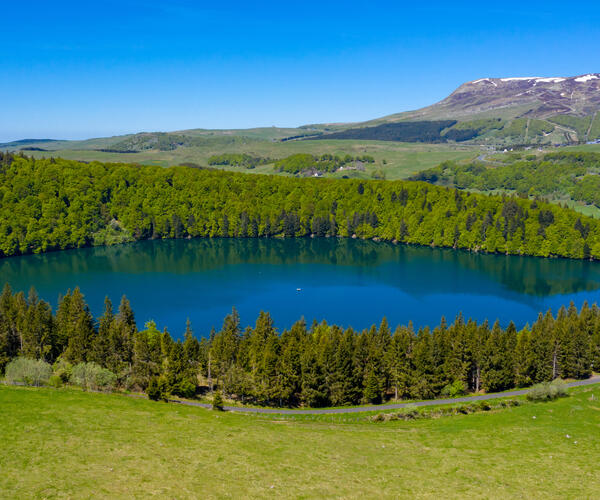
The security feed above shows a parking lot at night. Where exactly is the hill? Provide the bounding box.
[3,73,599,172]
[2,154,600,260]
[315,74,600,145]
[2,384,600,497]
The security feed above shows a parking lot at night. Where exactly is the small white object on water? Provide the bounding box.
[296,288,302,292]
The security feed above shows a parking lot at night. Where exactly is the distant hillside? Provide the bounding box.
[4,73,599,161]
[336,73,600,145]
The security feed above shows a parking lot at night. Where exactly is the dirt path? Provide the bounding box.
[172,376,600,414]
[586,112,597,142]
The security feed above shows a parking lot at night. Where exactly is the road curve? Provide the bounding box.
[172,376,600,415]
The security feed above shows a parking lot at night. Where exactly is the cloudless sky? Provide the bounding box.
[1,1,599,141]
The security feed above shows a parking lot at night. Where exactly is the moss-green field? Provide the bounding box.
[1,384,599,498]
[27,140,479,180]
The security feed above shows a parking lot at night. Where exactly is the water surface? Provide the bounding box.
[2,238,600,338]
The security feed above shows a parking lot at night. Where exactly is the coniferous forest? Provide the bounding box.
[1,283,598,407]
[0,152,600,259]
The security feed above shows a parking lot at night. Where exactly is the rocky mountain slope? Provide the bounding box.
[317,74,600,145]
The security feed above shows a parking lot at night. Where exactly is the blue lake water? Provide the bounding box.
[2,238,600,338]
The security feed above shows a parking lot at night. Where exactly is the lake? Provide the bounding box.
[2,238,600,338]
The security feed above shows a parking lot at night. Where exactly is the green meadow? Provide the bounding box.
[27,139,479,180]
[1,384,599,498]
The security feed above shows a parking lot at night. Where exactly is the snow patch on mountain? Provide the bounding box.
[500,77,539,81]
[535,77,566,83]
[575,74,598,83]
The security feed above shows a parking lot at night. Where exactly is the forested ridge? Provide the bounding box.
[412,152,600,207]
[1,284,598,407]
[2,152,600,259]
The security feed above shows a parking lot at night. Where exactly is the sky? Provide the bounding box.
[1,0,599,142]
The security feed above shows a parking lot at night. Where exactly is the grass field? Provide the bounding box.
[27,139,479,180]
[1,384,599,498]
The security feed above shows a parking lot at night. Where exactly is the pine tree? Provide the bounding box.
[89,297,114,366]
[362,362,383,404]
[0,284,21,370]
[386,325,413,400]
[60,288,95,363]
[21,287,54,361]
[183,318,201,380]
[212,390,224,411]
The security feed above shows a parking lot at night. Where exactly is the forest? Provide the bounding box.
[207,153,271,169]
[0,283,597,407]
[411,152,600,207]
[1,152,600,259]
[314,121,458,142]
[273,153,375,174]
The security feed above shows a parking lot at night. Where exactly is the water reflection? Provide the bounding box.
[2,238,600,336]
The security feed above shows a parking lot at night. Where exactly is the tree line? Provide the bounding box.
[207,153,272,169]
[2,153,600,259]
[274,153,375,174]
[1,283,598,407]
[411,152,600,207]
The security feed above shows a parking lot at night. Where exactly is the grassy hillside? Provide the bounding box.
[23,139,478,180]
[1,384,599,498]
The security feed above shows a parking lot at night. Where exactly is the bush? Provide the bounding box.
[398,404,419,420]
[441,380,467,398]
[48,375,63,388]
[477,401,491,411]
[5,358,52,386]
[212,390,224,411]
[147,376,169,402]
[52,358,73,383]
[173,379,196,399]
[527,379,568,401]
[70,362,117,392]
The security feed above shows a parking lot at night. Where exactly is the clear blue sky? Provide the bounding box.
[1,1,598,142]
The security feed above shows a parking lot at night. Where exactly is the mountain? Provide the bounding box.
[384,74,600,121]
[317,73,600,145]
[3,74,599,153]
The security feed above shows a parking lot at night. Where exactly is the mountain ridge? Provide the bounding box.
[3,73,599,150]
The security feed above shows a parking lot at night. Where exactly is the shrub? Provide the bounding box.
[5,358,52,386]
[212,390,224,411]
[70,362,117,392]
[456,403,474,414]
[527,379,568,402]
[147,376,169,402]
[52,358,72,383]
[174,380,196,399]
[549,378,568,398]
[399,404,419,420]
[477,401,491,411]
[48,375,63,388]
[441,380,467,398]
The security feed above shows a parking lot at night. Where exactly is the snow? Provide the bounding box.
[500,77,540,81]
[575,74,598,82]
[471,78,497,87]
[500,77,566,83]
